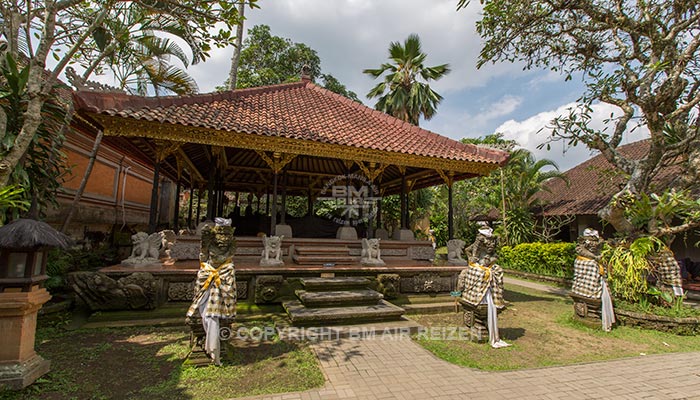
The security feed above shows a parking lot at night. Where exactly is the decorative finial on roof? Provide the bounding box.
[300,64,311,83]
[65,67,125,93]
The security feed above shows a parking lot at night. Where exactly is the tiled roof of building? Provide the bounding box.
[72,80,508,166]
[537,139,680,216]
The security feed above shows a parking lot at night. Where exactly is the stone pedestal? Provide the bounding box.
[0,289,51,389]
[458,298,504,343]
[570,292,603,326]
[336,226,358,240]
[374,228,389,240]
[392,228,415,241]
[275,224,293,238]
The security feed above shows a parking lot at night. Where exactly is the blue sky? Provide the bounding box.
[185,0,648,172]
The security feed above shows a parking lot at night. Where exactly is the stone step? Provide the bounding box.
[301,276,371,290]
[294,246,350,255]
[283,300,405,326]
[277,317,423,341]
[292,254,357,265]
[295,289,383,307]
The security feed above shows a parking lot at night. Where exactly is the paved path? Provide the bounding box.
[237,278,700,400]
[239,336,700,400]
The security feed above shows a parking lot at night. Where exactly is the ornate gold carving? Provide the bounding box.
[256,151,296,173]
[177,148,204,183]
[435,169,455,186]
[153,140,181,163]
[212,146,228,170]
[94,115,500,176]
[355,161,389,181]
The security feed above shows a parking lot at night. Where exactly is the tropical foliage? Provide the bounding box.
[364,34,450,125]
[499,242,576,278]
[458,0,700,237]
[0,185,28,225]
[0,0,256,190]
[232,25,358,101]
[0,52,68,220]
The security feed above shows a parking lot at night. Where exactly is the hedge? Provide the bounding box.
[498,242,576,279]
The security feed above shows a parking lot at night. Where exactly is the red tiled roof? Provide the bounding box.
[536,139,679,216]
[72,81,508,166]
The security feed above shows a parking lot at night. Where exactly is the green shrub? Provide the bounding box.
[499,242,576,278]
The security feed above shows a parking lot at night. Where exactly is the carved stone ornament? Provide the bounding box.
[361,238,386,266]
[254,275,284,303]
[446,239,468,265]
[260,235,284,266]
[122,231,163,265]
[65,66,125,93]
[69,271,166,310]
[377,274,400,299]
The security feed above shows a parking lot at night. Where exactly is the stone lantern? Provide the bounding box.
[0,219,71,389]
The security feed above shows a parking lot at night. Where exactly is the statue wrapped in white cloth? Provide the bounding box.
[458,223,510,348]
[186,218,237,365]
[571,228,615,331]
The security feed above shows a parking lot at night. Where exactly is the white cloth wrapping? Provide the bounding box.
[197,290,222,365]
[481,288,510,348]
[600,280,615,332]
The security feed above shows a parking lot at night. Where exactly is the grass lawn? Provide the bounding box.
[0,321,324,400]
[412,283,700,371]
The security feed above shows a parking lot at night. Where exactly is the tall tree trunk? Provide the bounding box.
[227,1,245,90]
[61,130,104,232]
[0,2,57,188]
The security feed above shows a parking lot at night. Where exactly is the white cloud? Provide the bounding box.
[496,102,650,171]
[188,0,527,97]
[423,95,524,139]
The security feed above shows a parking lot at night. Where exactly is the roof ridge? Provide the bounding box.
[74,81,309,110]
[265,82,509,165]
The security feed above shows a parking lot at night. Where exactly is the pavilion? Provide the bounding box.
[71,73,509,241]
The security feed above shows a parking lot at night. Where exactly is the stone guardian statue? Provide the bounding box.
[186,218,237,365]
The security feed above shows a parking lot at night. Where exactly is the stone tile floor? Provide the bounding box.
[236,278,700,400]
[236,334,700,400]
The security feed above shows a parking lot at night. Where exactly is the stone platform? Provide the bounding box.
[284,277,406,326]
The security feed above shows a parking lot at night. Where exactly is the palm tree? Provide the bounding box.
[497,149,568,245]
[363,34,450,126]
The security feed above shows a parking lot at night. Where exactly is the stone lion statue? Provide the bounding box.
[260,235,284,266]
[122,231,163,265]
[447,239,468,265]
[361,238,385,266]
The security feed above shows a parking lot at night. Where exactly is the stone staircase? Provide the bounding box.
[292,246,356,265]
[283,277,406,326]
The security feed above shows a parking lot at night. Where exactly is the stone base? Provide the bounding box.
[459,298,505,343]
[336,226,358,240]
[0,355,50,390]
[361,258,386,266]
[121,257,161,265]
[259,258,284,267]
[447,259,469,266]
[275,224,293,238]
[374,228,389,240]
[392,229,415,241]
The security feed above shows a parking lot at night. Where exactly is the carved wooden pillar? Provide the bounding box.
[436,169,455,240]
[148,162,161,233]
[400,168,407,230]
[206,165,216,221]
[173,180,181,232]
[196,188,202,226]
[281,170,287,224]
[271,171,278,235]
[307,185,314,217]
[187,185,194,229]
[255,151,296,235]
[448,182,454,240]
